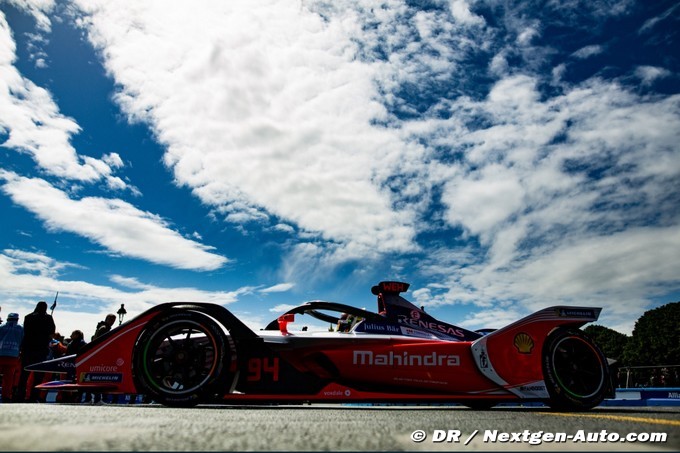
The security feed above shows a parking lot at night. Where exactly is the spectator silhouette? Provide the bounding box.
[64,330,87,403]
[48,332,67,360]
[17,301,55,402]
[66,330,87,356]
[0,313,24,403]
[89,314,116,404]
[92,314,116,340]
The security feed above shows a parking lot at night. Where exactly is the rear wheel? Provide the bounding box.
[132,310,233,407]
[543,328,608,410]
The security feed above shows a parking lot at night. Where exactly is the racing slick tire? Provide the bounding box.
[132,309,233,407]
[542,328,609,411]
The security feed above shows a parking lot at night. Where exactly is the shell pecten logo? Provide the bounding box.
[513,332,534,354]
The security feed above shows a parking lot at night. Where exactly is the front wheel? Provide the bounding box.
[132,310,233,407]
[543,328,608,411]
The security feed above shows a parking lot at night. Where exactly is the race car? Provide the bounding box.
[33,281,613,410]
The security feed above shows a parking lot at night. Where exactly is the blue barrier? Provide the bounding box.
[600,388,680,407]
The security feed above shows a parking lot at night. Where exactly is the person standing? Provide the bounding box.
[0,313,24,403]
[92,314,117,340]
[63,330,87,403]
[66,330,87,356]
[89,314,116,404]
[17,301,55,402]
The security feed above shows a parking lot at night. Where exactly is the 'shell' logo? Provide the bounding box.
[513,332,534,354]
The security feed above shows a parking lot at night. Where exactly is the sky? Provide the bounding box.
[0,0,678,340]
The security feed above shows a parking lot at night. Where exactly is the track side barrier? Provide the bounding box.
[600,388,680,407]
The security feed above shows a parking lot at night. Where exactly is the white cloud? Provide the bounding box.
[494,226,680,333]
[269,303,299,313]
[639,3,679,34]
[443,164,525,239]
[486,74,540,109]
[545,0,635,21]
[70,0,418,262]
[4,0,55,32]
[102,152,124,168]
[413,73,680,334]
[0,248,250,339]
[489,51,509,76]
[0,171,229,271]
[448,0,485,26]
[458,306,524,330]
[4,0,677,338]
[634,65,672,86]
[109,274,152,290]
[66,1,680,319]
[517,26,540,46]
[0,12,125,186]
[513,227,680,301]
[0,248,75,279]
[571,44,603,59]
[272,223,295,234]
[260,282,295,294]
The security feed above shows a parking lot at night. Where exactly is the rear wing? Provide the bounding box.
[487,306,602,337]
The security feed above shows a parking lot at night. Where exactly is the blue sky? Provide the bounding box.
[1,0,678,339]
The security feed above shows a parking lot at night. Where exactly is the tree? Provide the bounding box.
[624,302,680,367]
[583,324,629,364]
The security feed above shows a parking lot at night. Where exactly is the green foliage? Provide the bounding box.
[583,324,629,364]
[623,302,680,367]
[583,301,680,368]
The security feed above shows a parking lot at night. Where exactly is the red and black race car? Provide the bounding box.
[33,281,613,410]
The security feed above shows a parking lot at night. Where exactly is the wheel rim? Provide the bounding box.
[551,336,604,399]
[141,319,219,395]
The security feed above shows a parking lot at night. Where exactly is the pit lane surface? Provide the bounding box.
[0,404,678,451]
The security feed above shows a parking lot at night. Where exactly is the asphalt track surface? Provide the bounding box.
[0,404,678,451]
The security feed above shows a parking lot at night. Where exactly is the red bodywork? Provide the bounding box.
[34,282,609,408]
